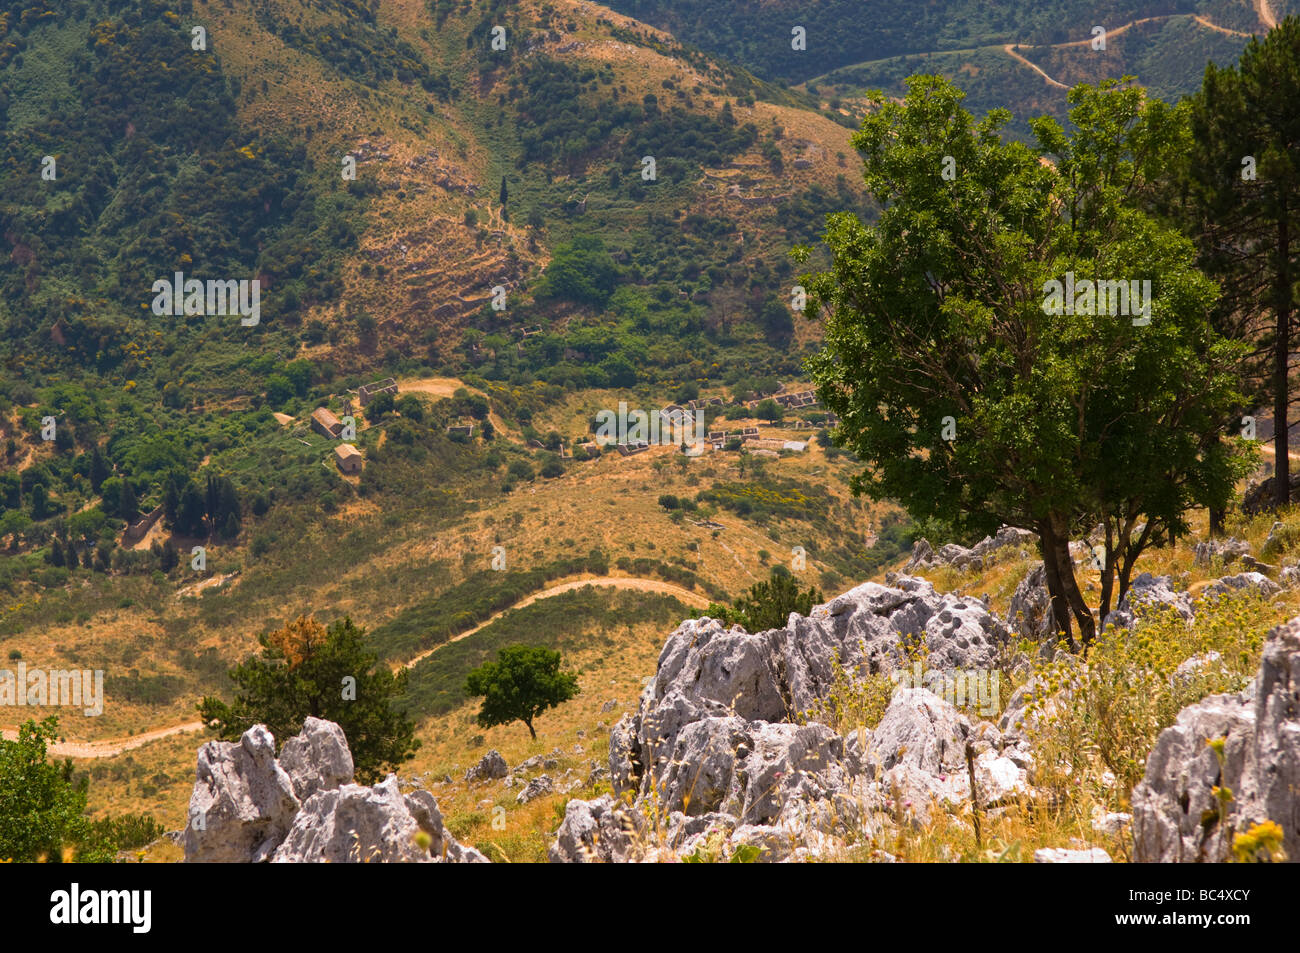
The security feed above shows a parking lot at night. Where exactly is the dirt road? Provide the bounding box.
[0,720,204,759]
[398,575,711,670]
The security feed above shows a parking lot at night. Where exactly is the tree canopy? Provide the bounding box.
[464,644,580,740]
[802,75,1254,647]
[199,615,420,783]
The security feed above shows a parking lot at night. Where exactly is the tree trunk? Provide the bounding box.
[526,718,536,741]
[1039,519,1076,651]
[1209,505,1225,538]
[1274,208,1292,507]
[1042,516,1096,648]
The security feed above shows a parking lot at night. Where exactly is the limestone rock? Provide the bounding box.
[465,749,508,783]
[279,717,354,802]
[272,776,487,863]
[1103,573,1193,632]
[548,795,644,863]
[1132,615,1300,862]
[183,726,300,863]
[516,774,554,804]
[1033,847,1112,863]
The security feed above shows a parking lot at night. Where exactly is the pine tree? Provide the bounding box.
[119,478,139,524]
[1176,20,1300,507]
[89,447,109,492]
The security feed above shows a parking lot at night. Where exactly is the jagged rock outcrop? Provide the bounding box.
[279,717,354,802]
[1033,847,1112,863]
[1103,573,1193,633]
[516,774,554,804]
[465,749,508,783]
[1193,537,1251,569]
[1243,474,1300,515]
[1131,616,1300,862]
[1199,571,1281,602]
[182,726,300,863]
[183,719,485,863]
[273,777,487,863]
[851,688,1031,811]
[905,526,1035,573]
[553,575,1028,861]
[607,576,1010,811]
[549,795,646,863]
[1007,563,1056,642]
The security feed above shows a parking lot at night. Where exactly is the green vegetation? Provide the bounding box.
[464,644,580,740]
[199,616,421,783]
[701,567,823,632]
[803,75,1253,646]
[0,717,112,862]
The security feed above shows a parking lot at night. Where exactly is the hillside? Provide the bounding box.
[0,0,904,843]
[2,0,1299,877]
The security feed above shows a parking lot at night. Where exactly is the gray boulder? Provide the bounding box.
[1193,537,1251,569]
[465,749,508,783]
[548,795,644,863]
[1132,616,1300,862]
[906,526,1034,572]
[516,774,554,804]
[1103,573,1193,632]
[1200,571,1281,602]
[1007,563,1056,642]
[272,776,487,863]
[612,576,1011,806]
[1033,847,1112,863]
[183,726,300,863]
[279,717,353,802]
[183,719,484,864]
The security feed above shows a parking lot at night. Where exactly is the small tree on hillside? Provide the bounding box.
[199,616,420,783]
[464,645,579,740]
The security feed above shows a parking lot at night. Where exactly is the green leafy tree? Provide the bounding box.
[536,236,620,307]
[464,645,580,740]
[198,616,420,783]
[0,718,112,862]
[30,483,49,520]
[367,391,396,418]
[802,76,1253,647]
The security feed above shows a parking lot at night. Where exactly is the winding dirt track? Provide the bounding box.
[0,720,204,759]
[1,577,708,758]
[397,575,711,670]
[1258,0,1278,30]
[819,12,1275,91]
[1002,44,1069,89]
